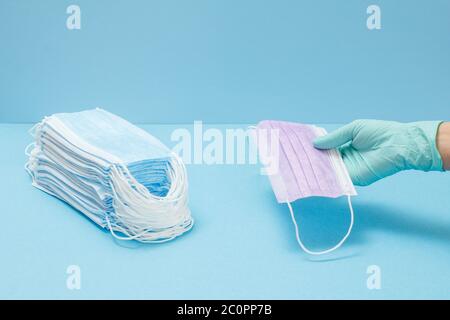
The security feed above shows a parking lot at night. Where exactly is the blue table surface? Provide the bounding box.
[1,123,449,299]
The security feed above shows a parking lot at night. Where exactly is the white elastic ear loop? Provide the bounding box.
[287,195,354,255]
[104,215,178,244]
[25,142,35,157]
[104,156,193,243]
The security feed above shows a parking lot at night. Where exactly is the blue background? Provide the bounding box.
[1,124,450,299]
[1,0,450,123]
[1,1,450,299]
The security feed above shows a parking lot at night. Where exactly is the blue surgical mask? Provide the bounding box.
[26,108,193,243]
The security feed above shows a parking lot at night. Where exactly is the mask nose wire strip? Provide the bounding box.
[286,195,354,255]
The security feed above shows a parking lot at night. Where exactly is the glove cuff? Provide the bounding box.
[414,121,444,171]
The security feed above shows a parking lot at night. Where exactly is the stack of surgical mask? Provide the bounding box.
[25,108,193,243]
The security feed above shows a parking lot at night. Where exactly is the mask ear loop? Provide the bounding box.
[104,215,178,244]
[25,142,35,157]
[287,195,354,255]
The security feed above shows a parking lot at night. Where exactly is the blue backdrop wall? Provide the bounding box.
[1,0,449,123]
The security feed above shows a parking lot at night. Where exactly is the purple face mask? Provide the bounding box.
[255,120,357,255]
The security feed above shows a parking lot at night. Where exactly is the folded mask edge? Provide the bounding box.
[312,125,357,196]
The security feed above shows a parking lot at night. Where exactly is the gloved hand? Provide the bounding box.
[314,120,444,186]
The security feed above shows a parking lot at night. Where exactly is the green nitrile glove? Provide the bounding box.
[314,120,444,186]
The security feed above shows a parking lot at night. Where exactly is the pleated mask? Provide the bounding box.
[25,108,193,243]
[254,120,357,255]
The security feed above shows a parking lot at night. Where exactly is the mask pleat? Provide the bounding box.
[265,120,305,202]
[285,123,323,195]
[301,125,341,195]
